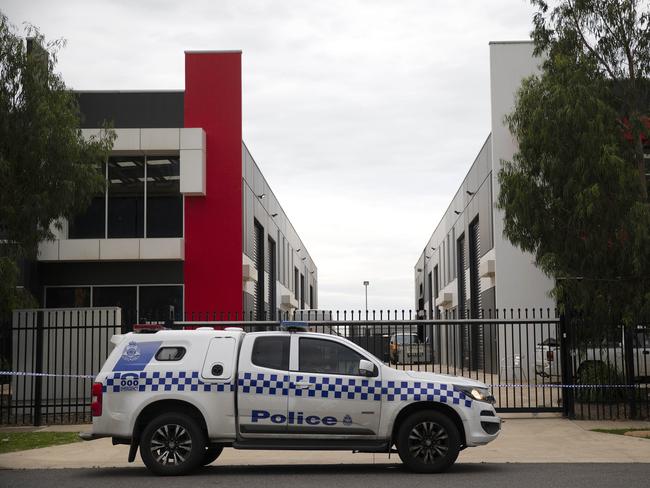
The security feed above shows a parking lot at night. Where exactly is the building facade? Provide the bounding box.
[414,41,554,319]
[32,50,317,323]
[413,42,554,373]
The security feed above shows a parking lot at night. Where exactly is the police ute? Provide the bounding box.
[82,323,501,475]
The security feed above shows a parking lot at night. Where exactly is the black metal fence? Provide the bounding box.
[1,307,648,425]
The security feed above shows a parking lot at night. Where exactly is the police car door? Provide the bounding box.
[288,336,381,437]
[237,334,291,437]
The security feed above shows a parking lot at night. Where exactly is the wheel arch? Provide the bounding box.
[391,401,467,448]
[134,399,209,440]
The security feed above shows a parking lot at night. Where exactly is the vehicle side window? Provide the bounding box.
[155,347,186,361]
[251,336,290,370]
[299,338,367,376]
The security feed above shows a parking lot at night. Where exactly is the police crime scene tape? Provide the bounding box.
[0,371,96,379]
[0,371,638,388]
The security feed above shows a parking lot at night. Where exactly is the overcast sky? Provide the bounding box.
[3,0,536,312]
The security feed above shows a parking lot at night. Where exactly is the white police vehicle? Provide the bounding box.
[82,323,500,475]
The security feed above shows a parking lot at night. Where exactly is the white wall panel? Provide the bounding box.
[99,238,139,260]
[59,239,100,260]
[140,238,184,260]
[141,128,180,151]
[112,129,141,151]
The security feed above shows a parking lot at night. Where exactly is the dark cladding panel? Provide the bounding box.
[76,91,184,128]
[38,261,183,287]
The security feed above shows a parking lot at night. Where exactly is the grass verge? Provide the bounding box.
[0,432,82,454]
[591,428,650,438]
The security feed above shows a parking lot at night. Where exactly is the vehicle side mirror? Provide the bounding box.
[359,359,376,377]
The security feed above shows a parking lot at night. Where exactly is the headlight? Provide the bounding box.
[454,385,495,404]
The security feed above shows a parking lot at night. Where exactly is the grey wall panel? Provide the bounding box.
[241,142,317,306]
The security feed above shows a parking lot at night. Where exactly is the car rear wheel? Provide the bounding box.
[140,412,206,476]
[396,410,460,473]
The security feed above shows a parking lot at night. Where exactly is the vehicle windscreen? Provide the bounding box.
[396,334,419,345]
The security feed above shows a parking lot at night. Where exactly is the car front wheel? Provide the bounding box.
[396,410,460,473]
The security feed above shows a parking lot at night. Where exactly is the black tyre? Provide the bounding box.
[202,446,223,466]
[140,412,206,476]
[396,410,460,473]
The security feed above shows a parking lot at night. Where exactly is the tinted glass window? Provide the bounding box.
[69,196,106,238]
[107,156,144,238]
[156,347,186,361]
[299,338,365,376]
[93,286,137,329]
[146,156,182,238]
[251,336,290,371]
[139,285,183,321]
[45,287,91,308]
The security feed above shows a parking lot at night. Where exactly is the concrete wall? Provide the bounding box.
[489,41,554,312]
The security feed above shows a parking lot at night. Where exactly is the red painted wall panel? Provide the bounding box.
[184,52,242,315]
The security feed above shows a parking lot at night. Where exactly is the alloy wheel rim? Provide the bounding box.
[407,421,449,464]
[150,423,192,465]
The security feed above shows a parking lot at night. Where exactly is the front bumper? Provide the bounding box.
[464,403,501,446]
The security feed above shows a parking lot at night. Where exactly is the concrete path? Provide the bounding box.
[1,418,649,469]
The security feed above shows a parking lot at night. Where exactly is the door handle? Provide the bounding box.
[294,382,312,389]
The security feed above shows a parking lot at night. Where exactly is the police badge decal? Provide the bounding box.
[122,341,141,362]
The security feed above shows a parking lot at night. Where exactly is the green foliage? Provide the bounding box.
[0,12,114,318]
[498,1,650,326]
[575,361,626,403]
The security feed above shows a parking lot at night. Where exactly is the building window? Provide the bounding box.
[93,286,138,314]
[146,156,182,238]
[45,287,91,308]
[107,156,145,238]
[44,284,183,331]
[69,197,105,239]
[294,267,299,300]
[69,155,182,240]
[139,285,183,320]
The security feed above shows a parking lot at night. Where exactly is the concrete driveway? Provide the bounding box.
[1,418,649,469]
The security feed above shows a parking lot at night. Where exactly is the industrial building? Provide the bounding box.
[32,50,317,324]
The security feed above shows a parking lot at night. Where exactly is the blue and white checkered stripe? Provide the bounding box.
[237,372,290,396]
[103,370,471,407]
[237,372,472,408]
[103,371,235,393]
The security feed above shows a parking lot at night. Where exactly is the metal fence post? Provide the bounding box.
[33,310,44,427]
[559,312,575,419]
[623,326,637,420]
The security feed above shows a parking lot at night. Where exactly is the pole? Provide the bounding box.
[363,281,369,313]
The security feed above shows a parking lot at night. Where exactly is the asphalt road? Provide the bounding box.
[2,464,649,488]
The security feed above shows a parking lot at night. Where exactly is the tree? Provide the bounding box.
[498,0,650,327]
[0,12,114,318]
